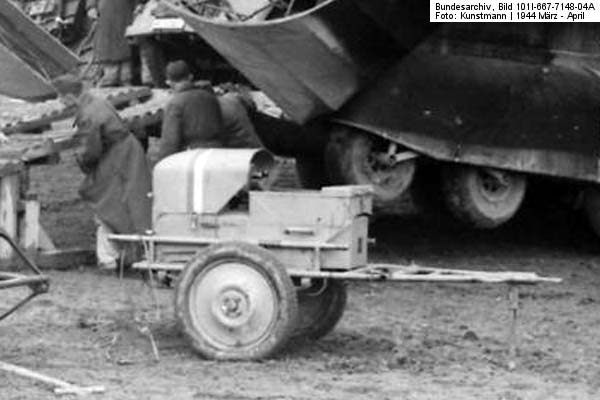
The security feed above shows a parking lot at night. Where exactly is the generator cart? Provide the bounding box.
[110,148,560,361]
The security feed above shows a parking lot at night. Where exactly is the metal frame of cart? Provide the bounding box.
[111,231,560,363]
[0,229,49,322]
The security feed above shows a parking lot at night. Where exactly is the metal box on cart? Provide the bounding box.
[150,148,371,271]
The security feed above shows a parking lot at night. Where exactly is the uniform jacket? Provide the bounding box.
[218,93,262,148]
[157,82,224,161]
[92,0,137,62]
[75,92,152,234]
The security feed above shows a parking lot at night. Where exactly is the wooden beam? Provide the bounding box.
[0,173,19,259]
[0,160,22,177]
[19,198,40,252]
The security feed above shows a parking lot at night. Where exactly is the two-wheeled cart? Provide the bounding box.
[110,149,560,361]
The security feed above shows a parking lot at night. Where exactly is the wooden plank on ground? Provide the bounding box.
[0,360,105,395]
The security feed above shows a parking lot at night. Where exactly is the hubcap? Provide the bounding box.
[189,260,277,349]
[476,169,511,203]
[360,141,415,195]
[366,153,399,185]
[213,286,252,327]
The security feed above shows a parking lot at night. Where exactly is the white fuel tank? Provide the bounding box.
[153,148,274,218]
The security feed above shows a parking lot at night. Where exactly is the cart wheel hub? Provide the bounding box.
[213,287,253,327]
[477,169,511,202]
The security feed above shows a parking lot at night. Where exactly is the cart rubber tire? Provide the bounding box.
[293,279,347,340]
[325,127,415,207]
[175,241,298,360]
[295,155,327,189]
[442,166,526,229]
[584,186,600,237]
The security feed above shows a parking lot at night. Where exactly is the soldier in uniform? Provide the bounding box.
[217,89,263,148]
[52,73,152,269]
[156,60,224,161]
[87,0,138,86]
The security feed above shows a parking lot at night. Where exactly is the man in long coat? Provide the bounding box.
[87,0,138,86]
[52,74,152,269]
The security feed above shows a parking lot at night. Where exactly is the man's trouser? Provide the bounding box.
[98,61,132,87]
[95,216,119,268]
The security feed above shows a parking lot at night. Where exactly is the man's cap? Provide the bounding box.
[166,60,192,82]
[51,73,84,96]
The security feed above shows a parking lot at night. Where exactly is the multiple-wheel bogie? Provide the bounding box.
[324,127,417,209]
[317,126,600,233]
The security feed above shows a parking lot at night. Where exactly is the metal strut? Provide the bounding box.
[0,229,49,322]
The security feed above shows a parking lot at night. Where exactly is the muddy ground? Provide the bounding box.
[1,149,600,400]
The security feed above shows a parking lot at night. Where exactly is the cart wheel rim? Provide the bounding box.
[188,259,277,349]
[352,136,415,200]
[476,170,506,200]
[361,145,414,191]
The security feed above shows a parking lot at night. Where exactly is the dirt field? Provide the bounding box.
[1,150,600,400]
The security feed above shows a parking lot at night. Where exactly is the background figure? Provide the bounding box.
[139,37,167,87]
[52,73,152,269]
[156,60,224,162]
[218,90,263,148]
[88,0,138,87]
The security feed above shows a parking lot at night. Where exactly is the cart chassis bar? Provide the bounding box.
[112,234,561,285]
[128,258,560,366]
[0,229,49,322]
[129,260,560,284]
